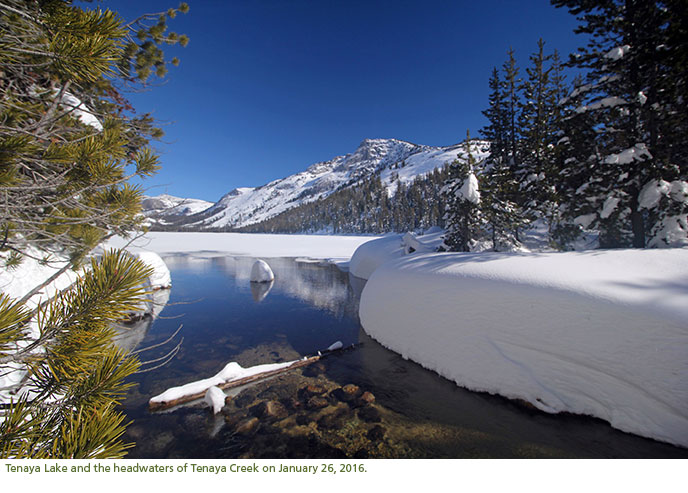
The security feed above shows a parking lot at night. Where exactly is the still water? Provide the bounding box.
[119,255,688,458]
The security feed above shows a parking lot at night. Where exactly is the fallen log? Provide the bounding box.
[148,341,358,412]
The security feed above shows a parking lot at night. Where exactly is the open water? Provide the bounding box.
[119,255,688,458]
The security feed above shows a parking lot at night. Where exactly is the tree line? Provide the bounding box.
[444,1,687,251]
[244,0,687,251]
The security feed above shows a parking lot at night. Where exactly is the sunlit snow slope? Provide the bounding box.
[178,138,488,230]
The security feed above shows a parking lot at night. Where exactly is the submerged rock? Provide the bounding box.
[359,391,376,405]
[358,406,382,423]
[331,384,361,403]
[250,400,289,420]
[298,384,327,399]
[367,424,386,441]
[236,417,260,435]
[317,408,349,430]
[306,396,329,410]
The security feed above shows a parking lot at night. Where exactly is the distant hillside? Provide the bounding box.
[144,138,488,233]
[140,194,213,229]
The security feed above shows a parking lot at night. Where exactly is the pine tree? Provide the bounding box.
[517,41,568,238]
[552,0,688,248]
[441,131,482,252]
[0,0,189,458]
[480,50,527,250]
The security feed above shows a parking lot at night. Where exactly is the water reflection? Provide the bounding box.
[250,280,273,302]
[120,255,688,459]
[114,289,171,353]
[162,255,356,319]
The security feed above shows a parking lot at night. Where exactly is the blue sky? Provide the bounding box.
[111,0,583,202]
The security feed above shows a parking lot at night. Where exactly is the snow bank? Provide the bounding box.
[350,230,446,279]
[250,259,274,283]
[349,235,405,279]
[0,246,76,311]
[359,248,688,447]
[129,251,171,290]
[402,229,444,255]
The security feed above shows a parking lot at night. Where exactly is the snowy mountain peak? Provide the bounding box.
[163,138,489,231]
[349,138,418,164]
[218,187,256,202]
[141,194,214,227]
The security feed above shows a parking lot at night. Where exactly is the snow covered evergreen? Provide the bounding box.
[552,0,688,248]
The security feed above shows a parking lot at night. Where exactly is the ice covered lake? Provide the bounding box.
[117,250,687,458]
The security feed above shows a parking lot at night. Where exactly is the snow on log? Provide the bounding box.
[359,248,688,447]
[149,359,311,411]
[250,259,274,283]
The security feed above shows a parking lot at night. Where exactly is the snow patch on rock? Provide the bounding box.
[250,259,274,283]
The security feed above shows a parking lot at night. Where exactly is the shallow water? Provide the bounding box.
[119,255,688,458]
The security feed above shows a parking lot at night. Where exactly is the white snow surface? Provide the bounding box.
[576,96,627,113]
[130,251,171,289]
[106,232,378,261]
[604,144,652,165]
[600,196,620,219]
[0,246,76,311]
[150,360,297,405]
[456,172,481,204]
[358,248,688,447]
[349,230,446,279]
[59,91,103,131]
[141,194,213,217]
[605,44,631,60]
[639,179,672,210]
[250,259,274,283]
[648,216,688,248]
[204,386,227,414]
[349,235,405,279]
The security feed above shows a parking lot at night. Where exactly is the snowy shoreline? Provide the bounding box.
[5,232,686,449]
[354,243,688,448]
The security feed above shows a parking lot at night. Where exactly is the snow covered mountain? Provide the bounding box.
[182,138,488,231]
[141,194,214,227]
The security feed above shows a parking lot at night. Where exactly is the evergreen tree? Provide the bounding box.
[441,132,482,252]
[480,50,527,250]
[0,0,189,458]
[517,41,567,238]
[552,0,688,248]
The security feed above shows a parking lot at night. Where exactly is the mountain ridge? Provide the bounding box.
[142,137,488,231]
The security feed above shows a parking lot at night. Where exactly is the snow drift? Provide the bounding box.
[358,248,688,447]
[349,230,444,279]
[349,234,405,279]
